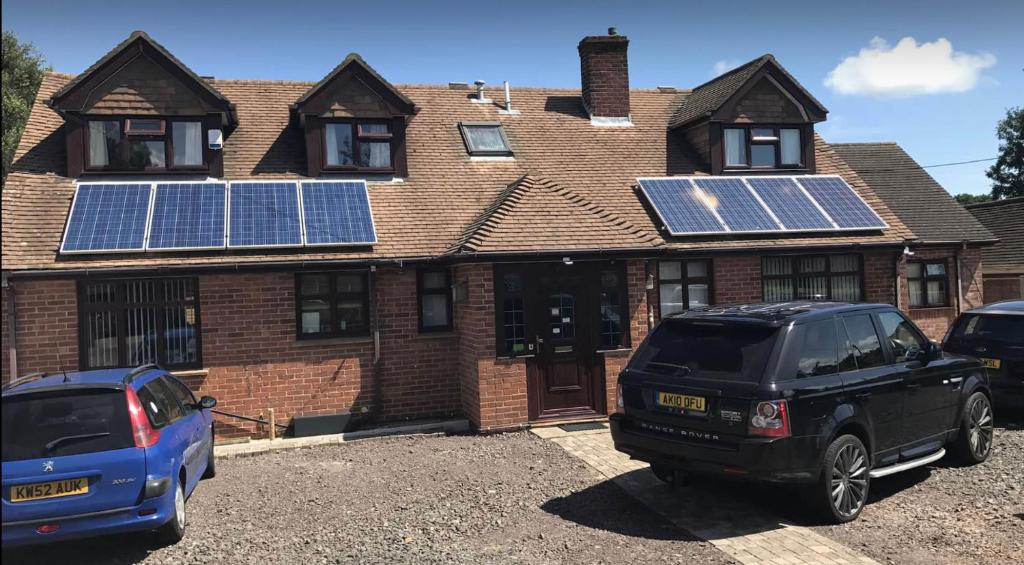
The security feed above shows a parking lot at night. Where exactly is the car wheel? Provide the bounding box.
[156,480,186,544]
[202,423,216,479]
[650,463,675,484]
[812,434,870,523]
[952,391,994,465]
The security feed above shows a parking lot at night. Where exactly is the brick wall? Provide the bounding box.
[1,280,79,382]
[578,34,630,118]
[902,247,983,340]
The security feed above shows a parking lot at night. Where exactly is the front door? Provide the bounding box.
[527,268,605,421]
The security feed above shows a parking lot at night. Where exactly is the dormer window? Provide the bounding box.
[86,118,206,171]
[459,122,512,157]
[724,125,803,169]
[324,120,393,170]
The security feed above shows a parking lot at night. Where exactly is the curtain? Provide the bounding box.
[174,122,202,166]
[89,121,110,166]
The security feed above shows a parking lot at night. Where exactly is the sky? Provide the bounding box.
[3,0,1022,196]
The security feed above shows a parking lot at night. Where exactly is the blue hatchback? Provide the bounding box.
[1,365,216,547]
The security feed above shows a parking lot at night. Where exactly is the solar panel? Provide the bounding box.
[691,177,780,232]
[637,178,725,234]
[300,181,377,246]
[61,183,152,253]
[227,181,302,247]
[147,182,226,250]
[745,177,835,231]
[795,176,887,229]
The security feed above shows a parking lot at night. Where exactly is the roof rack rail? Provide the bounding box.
[1,372,49,392]
[122,364,161,385]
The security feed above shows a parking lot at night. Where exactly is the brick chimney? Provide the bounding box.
[578,27,630,121]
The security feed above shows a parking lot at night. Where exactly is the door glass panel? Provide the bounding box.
[599,271,622,348]
[878,311,927,362]
[842,315,886,369]
[502,273,526,354]
[549,292,575,339]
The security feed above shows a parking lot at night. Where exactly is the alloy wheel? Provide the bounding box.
[830,443,868,518]
[968,396,994,459]
[174,483,185,528]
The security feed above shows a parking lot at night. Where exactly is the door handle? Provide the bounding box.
[905,382,921,390]
[855,392,872,400]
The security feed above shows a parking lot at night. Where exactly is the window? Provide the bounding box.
[324,121,393,170]
[793,320,838,377]
[599,269,628,349]
[841,314,886,370]
[78,278,201,370]
[418,269,452,332]
[296,272,370,339]
[137,380,178,428]
[163,376,197,416]
[950,314,1024,346]
[459,122,512,156]
[907,261,948,307]
[722,125,802,169]
[632,321,779,383]
[86,118,205,171]
[658,260,712,317]
[2,389,134,462]
[497,272,527,355]
[877,311,928,362]
[762,255,862,302]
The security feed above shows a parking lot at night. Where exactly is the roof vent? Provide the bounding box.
[471,80,492,104]
[498,81,520,115]
[448,82,469,90]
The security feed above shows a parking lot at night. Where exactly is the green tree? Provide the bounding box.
[2,31,46,183]
[954,193,992,205]
[986,106,1024,199]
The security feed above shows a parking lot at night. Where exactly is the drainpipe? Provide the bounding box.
[894,251,904,310]
[955,241,966,313]
[4,277,16,378]
[369,266,383,423]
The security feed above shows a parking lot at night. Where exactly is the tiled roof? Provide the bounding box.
[293,52,415,112]
[966,197,1024,274]
[3,70,911,272]
[831,142,995,244]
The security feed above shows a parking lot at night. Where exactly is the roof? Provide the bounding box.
[831,142,996,245]
[0,367,159,396]
[666,301,889,325]
[966,197,1024,274]
[668,54,828,129]
[964,299,1024,315]
[293,52,416,114]
[3,66,912,273]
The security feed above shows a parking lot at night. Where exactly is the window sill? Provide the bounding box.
[495,355,533,363]
[414,331,457,339]
[597,348,632,357]
[171,369,209,378]
[294,335,374,347]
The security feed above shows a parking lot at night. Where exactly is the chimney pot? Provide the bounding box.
[608,27,617,35]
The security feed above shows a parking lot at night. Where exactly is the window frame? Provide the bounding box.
[84,116,209,173]
[458,121,513,157]
[597,265,630,350]
[77,277,203,371]
[907,260,949,308]
[321,119,395,173]
[761,254,864,302]
[417,268,453,333]
[722,125,804,170]
[294,271,371,340]
[657,259,714,319]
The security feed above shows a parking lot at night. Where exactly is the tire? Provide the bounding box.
[809,434,870,523]
[156,480,186,545]
[202,423,216,479]
[650,463,675,485]
[951,391,994,465]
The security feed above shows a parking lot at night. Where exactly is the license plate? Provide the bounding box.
[10,478,89,503]
[980,358,1001,369]
[656,392,706,413]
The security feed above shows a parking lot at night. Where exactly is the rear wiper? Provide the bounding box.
[645,362,692,376]
[44,432,110,452]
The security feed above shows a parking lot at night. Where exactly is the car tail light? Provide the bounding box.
[126,387,160,448]
[748,400,790,438]
[616,383,624,414]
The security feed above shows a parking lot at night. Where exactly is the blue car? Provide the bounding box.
[1,365,216,547]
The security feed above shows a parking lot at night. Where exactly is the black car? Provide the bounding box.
[943,299,1023,409]
[610,302,993,523]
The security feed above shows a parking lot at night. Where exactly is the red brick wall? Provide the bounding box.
[578,34,630,118]
[902,247,983,340]
[1,280,79,382]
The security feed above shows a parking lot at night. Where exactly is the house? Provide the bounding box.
[965,197,1024,301]
[830,142,995,336]
[0,29,993,437]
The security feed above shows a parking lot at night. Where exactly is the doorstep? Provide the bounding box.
[214,418,470,459]
[529,417,609,439]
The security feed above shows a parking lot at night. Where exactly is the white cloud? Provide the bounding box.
[825,37,996,97]
[711,60,741,77]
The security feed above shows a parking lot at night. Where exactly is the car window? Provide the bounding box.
[630,320,779,383]
[842,315,886,369]
[835,318,858,372]
[794,320,839,377]
[2,389,134,462]
[137,379,181,427]
[163,377,196,416]
[878,311,928,362]
[952,314,1024,346]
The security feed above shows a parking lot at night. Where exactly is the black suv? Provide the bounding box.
[610,302,993,523]
[943,300,1023,409]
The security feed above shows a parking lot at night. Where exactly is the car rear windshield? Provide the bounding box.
[631,320,779,382]
[1,389,134,462]
[950,314,1024,346]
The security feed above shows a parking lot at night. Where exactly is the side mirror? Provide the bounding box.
[198,396,217,410]
[929,340,942,359]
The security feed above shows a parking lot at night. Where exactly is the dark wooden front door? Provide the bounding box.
[527,267,605,421]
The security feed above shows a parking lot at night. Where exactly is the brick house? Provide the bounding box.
[965,197,1024,302]
[1,30,995,438]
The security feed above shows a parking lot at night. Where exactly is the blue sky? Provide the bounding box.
[3,0,1021,195]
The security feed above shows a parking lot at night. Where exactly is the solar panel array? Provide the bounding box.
[60,180,378,254]
[637,175,886,236]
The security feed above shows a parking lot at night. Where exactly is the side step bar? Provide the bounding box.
[869,448,945,478]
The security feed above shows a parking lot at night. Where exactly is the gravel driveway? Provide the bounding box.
[2,432,731,565]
